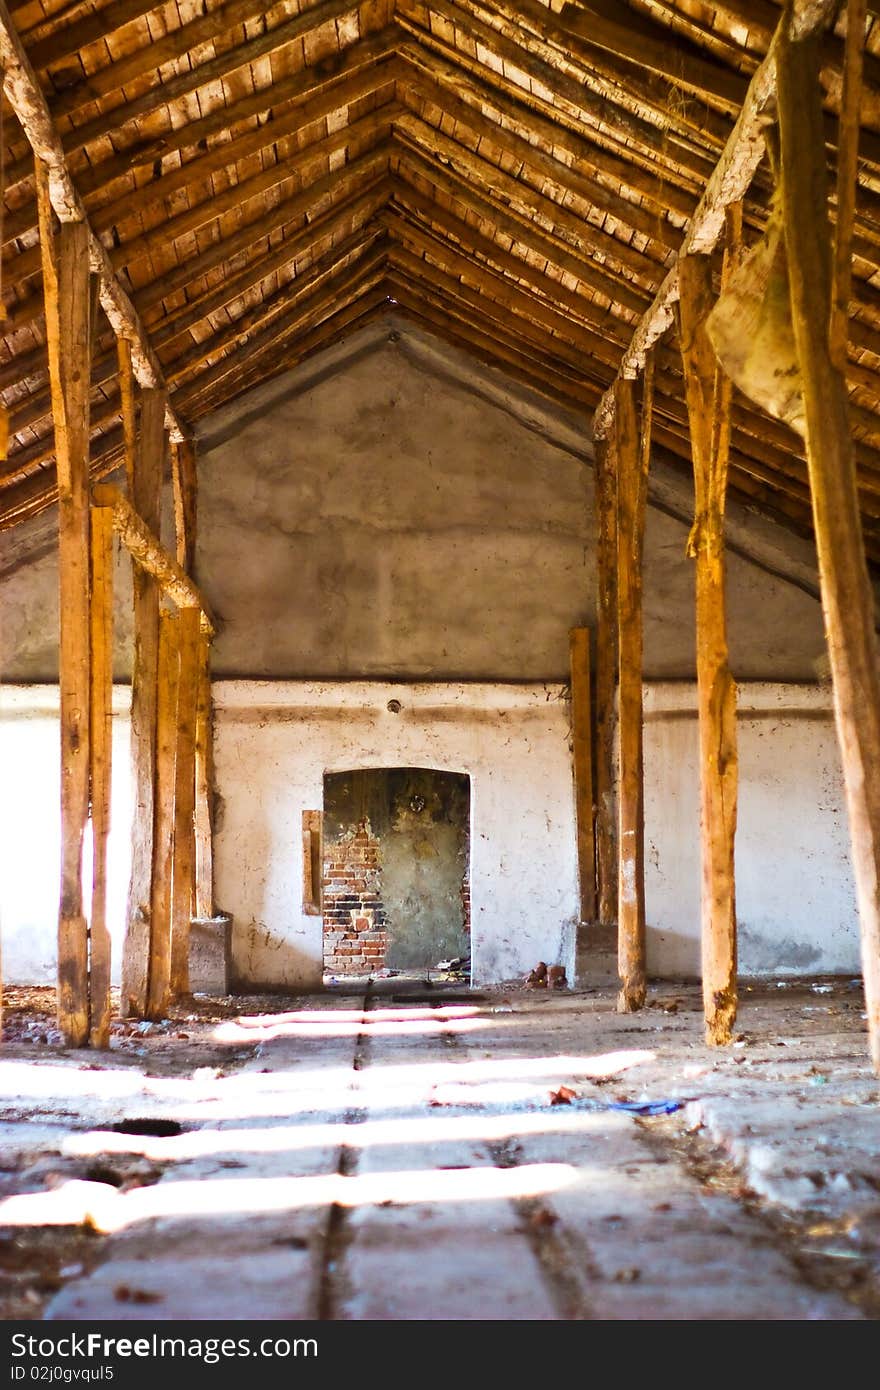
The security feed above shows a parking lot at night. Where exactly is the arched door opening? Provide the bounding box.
[322,767,471,981]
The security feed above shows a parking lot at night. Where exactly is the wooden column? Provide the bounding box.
[88,505,114,1047]
[146,609,180,1019]
[679,249,739,1047]
[38,166,92,1047]
[594,434,619,926]
[615,369,652,1013]
[121,388,166,1017]
[194,631,215,921]
[569,627,596,923]
[777,10,880,1073]
[170,607,200,998]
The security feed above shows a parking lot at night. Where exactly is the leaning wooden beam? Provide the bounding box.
[88,504,114,1049]
[593,0,839,438]
[777,6,880,1075]
[38,183,92,1048]
[569,628,597,925]
[678,247,740,1048]
[92,484,214,634]
[0,4,187,443]
[120,390,164,1019]
[194,632,215,922]
[170,609,200,1000]
[146,610,180,1021]
[593,436,619,928]
[615,369,652,1013]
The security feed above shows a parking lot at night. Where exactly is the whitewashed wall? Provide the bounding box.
[0,686,133,984]
[0,681,860,987]
[212,682,580,989]
[644,683,858,977]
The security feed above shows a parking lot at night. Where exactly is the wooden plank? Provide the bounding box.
[615,367,652,1013]
[146,609,180,1021]
[569,628,597,924]
[39,190,91,1048]
[194,631,214,922]
[92,484,214,632]
[170,607,200,1000]
[678,248,739,1047]
[120,389,164,1018]
[777,10,880,1074]
[0,3,187,441]
[593,435,618,928]
[88,503,114,1049]
[171,439,197,575]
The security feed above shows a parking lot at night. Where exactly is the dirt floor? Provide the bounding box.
[0,975,877,1321]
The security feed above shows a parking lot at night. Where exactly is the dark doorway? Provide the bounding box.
[322,767,471,977]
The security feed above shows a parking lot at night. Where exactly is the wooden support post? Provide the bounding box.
[194,630,215,921]
[678,247,739,1047]
[117,338,137,495]
[594,435,619,927]
[170,607,200,999]
[778,9,880,1073]
[569,627,597,924]
[171,438,197,574]
[88,505,114,1048]
[121,389,165,1017]
[38,165,92,1047]
[146,609,180,1020]
[615,368,652,1013]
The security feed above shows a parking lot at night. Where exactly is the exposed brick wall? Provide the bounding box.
[323,819,389,975]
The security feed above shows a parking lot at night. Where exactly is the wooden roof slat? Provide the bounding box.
[398,68,682,250]
[558,0,751,110]
[152,183,386,350]
[40,0,367,171]
[394,144,650,314]
[394,110,668,283]
[70,24,401,203]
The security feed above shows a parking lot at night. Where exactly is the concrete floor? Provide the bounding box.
[0,975,877,1321]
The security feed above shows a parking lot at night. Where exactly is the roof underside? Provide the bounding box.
[1,0,880,560]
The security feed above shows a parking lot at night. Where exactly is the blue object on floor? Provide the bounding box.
[609,1099,682,1116]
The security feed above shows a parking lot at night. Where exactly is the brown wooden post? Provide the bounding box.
[615,367,653,1013]
[121,388,166,1017]
[777,8,880,1073]
[569,627,597,924]
[678,248,739,1047]
[117,337,137,495]
[170,607,200,999]
[593,434,618,927]
[194,631,215,921]
[88,505,114,1047]
[37,162,92,1047]
[146,609,180,1019]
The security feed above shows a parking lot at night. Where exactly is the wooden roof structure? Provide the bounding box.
[0,0,879,554]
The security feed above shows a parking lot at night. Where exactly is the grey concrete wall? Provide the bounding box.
[0,320,831,682]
